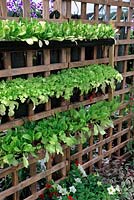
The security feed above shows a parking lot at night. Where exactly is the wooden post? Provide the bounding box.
[23,0,30,17]
[13,171,19,200]
[30,163,37,195]
[42,0,49,19]
[0,0,7,17]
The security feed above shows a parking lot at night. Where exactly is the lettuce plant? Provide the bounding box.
[0,99,119,167]
[0,18,116,44]
[0,64,122,116]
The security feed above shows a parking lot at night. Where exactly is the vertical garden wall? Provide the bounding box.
[0,0,133,200]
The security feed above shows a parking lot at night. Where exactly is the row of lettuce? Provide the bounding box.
[0,19,116,45]
[0,64,122,116]
[0,99,119,168]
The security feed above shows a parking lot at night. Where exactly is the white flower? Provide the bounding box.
[107,185,116,195]
[75,178,82,183]
[97,181,102,186]
[57,184,62,191]
[57,184,68,195]
[57,197,62,200]
[78,164,87,177]
[69,186,76,193]
[115,185,121,193]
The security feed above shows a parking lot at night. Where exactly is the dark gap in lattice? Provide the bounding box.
[35,104,45,114]
[119,27,126,40]
[51,97,62,109]
[33,50,44,77]
[127,60,134,72]
[126,76,133,85]
[11,52,26,68]
[70,88,81,103]
[118,44,125,56]
[50,49,61,64]
[112,139,118,148]
[70,145,77,155]
[103,128,110,139]
[85,46,94,60]
[124,92,130,103]
[37,177,47,190]
[82,154,88,163]
[83,91,92,101]
[37,161,47,189]
[122,120,128,129]
[129,43,134,54]
[13,74,28,79]
[113,125,118,134]
[0,77,6,82]
[121,134,127,142]
[82,141,89,149]
[52,169,63,181]
[33,51,44,66]
[115,62,124,73]
[71,47,81,62]
[92,149,98,159]
[115,80,123,91]
[120,146,127,156]
[20,186,32,199]
[85,87,105,101]
[50,69,62,75]
[5,194,14,200]
[93,136,99,144]
[14,102,29,118]
[0,53,4,69]
[0,174,13,192]
[97,46,103,59]
[18,167,30,182]
[103,143,108,151]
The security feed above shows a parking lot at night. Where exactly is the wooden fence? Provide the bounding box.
[0,0,133,199]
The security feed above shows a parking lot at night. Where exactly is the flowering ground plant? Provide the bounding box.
[38,163,121,200]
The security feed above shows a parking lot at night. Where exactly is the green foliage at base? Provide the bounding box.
[0,99,119,168]
[38,164,120,200]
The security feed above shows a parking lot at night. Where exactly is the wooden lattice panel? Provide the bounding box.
[0,0,134,199]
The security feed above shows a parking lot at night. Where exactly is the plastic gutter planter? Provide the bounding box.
[0,39,115,51]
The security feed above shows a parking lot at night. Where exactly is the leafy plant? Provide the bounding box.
[38,163,120,200]
[0,19,116,44]
[0,64,122,116]
[0,99,120,168]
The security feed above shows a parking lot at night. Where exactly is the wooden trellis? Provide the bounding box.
[0,0,133,199]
